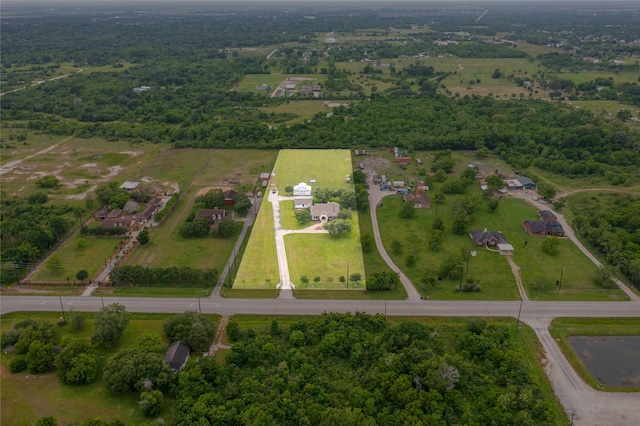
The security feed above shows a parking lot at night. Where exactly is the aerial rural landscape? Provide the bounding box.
[1,1,639,425]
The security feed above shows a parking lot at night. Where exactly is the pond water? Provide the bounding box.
[568,336,640,387]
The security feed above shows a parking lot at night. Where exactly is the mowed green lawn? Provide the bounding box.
[31,233,124,283]
[285,215,365,290]
[233,200,279,288]
[270,149,353,192]
[381,193,624,301]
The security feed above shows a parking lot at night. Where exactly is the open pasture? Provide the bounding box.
[270,149,353,192]
[233,200,279,288]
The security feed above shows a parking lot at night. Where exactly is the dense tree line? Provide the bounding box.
[171,313,560,425]
[570,193,640,289]
[109,265,218,287]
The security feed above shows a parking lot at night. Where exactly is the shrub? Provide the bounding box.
[9,355,28,373]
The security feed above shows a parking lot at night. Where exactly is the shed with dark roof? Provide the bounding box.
[164,341,190,372]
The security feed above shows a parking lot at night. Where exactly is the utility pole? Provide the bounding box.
[516,298,524,329]
[346,262,350,290]
[13,260,20,286]
[198,297,201,314]
[58,296,66,322]
[466,249,470,275]
[146,262,151,287]
[459,263,464,291]
[558,263,565,291]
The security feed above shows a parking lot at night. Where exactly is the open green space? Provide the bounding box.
[0,311,222,425]
[93,286,213,298]
[285,218,365,290]
[258,100,329,125]
[549,317,640,392]
[270,149,353,192]
[377,195,519,300]
[233,200,279,288]
[30,233,124,283]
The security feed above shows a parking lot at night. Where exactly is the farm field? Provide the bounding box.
[258,100,330,125]
[270,149,353,193]
[285,213,365,290]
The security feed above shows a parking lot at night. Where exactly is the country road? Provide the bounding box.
[2,296,639,425]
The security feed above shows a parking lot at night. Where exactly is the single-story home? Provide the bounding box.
[310,202,340,221]
[517,176,537,190]
[470,230,508,247]
[197,208,227,225]
[293,182,312,196]
[538,210,557,221]
[133,200,161,223]
[102,216,134,228]
[294,197,313,209]
[404,193,431,209]
[107,209,124,219]
[164,341,190,372]
[119,181,140,191]
[523,220,564,236]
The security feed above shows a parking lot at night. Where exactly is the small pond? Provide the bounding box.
[568,336,640,387]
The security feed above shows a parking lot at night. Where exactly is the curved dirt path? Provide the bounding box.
[366,172,421,300]
[506,256,528,300]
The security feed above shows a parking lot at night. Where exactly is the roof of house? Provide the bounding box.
[294,197,313,205]
[223,189,238,199]
[517,176,536,186]
[197,208,227,219]
[102,216,133,228]
[404,193,431,206]
[524,220,564,234]
[294,182,311,189]
[119,181,140,190]
[504,179,523,188]
[470,230,508,245]
[164,341,190,371]
[107,209,123,219]
[310,202,340,218]
[538,210,556,219]
[95,206,110,218]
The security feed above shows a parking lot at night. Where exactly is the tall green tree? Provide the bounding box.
[91,303,130,349]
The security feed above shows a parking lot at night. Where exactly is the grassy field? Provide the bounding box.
[31,233,124,283]
[258,100,329,125]
[93,286,213,298]
[285,220,365,290]
[127,149,277,271]
[549,317,640,392]
[270,149,353,192]
[233,200,279,288]
[377,195,519,300]
[0,312,221,425]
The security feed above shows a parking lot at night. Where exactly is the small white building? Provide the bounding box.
[293,182,312,196]
[119,181,140,191]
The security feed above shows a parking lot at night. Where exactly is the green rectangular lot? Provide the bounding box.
[270,149,353,193]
